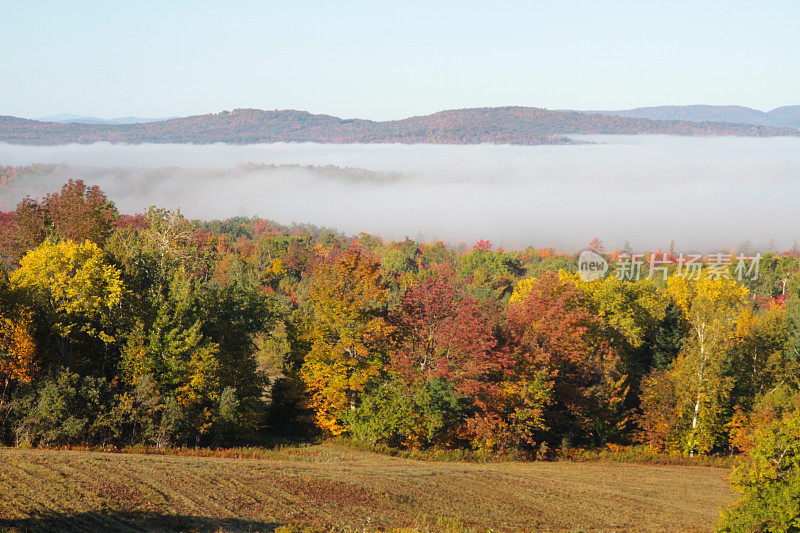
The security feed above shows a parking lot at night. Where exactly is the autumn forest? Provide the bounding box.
[0,178,798,529]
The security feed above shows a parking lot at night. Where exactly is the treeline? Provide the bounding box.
[1,164,62,187]
[0,180,799,465]
[0,163,402,192]
[2,107,797,146]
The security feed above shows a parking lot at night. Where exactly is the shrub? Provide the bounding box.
[213,386,241,444]
[718,409,800,532]
[344,377,470,448]
[109,374,188,448]
[13,370,115,446]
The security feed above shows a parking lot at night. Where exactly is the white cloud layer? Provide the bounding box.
[1,135,799,252]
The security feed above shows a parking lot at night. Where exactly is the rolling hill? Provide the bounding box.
[592,105,800,129]
[37,114,171,125]
[1,106,797,146]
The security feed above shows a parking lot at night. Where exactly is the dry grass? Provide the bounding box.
[0,443,735,532]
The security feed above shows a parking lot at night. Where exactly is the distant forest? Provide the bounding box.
[2,107,798,145]
[0,163,401,189]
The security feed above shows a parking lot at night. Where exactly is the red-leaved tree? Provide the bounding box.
[390,276,509,444]
[506,272,629,446]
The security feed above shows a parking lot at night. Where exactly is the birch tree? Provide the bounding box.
[668,275,747,454]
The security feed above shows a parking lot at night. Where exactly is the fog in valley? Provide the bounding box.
[2,135,799,252]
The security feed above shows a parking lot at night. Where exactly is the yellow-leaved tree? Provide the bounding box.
[667,275,747,454]
[300,246,390,435]
[10,240,123,359]
[565,273,668,351]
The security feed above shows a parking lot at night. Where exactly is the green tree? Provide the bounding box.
[345,377,470,448]
[119,267,221,440]
[730,304,789,411]
[718,409,800,532]
[651,303,686,370]
[784,273,800,363]
[13,370,116,447]
[459,246,524,300]
[566,273,669,386]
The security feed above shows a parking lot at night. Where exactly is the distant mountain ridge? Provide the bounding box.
[1,106,797,146]
[590,105,800,129]
[38,114,172,125]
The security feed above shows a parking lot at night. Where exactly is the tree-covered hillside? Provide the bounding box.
[2,107,797,145]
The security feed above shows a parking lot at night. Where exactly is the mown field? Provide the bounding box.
[0,444,735,532]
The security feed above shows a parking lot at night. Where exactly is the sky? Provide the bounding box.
[2,1,799,120]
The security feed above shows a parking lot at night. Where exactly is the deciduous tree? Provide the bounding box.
[667,275,747,454]
[10,240,123,360]
[507,272,629,446]
[300,246,389,434]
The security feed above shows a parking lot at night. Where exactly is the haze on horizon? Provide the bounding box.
[2,136,799,253]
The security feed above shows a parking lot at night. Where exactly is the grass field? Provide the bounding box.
[0,444,735,532]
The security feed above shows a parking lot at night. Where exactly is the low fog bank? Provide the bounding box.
[1,136,799,252]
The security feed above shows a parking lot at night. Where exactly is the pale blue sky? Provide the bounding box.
[2,1,798,120]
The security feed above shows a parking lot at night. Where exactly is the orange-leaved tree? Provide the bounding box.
[0,271,37,417]
[0,180,117,266]
[300,246,390,434]
[0,311,36,386]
